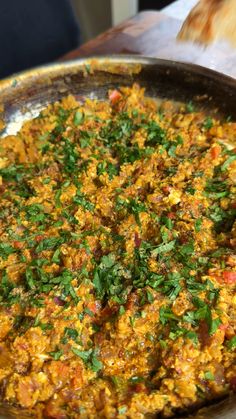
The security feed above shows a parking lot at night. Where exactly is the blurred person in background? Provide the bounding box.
[139,0,176,11]
[0,0,80,79]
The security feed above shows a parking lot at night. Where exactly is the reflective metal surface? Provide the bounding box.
[0,56,235,418]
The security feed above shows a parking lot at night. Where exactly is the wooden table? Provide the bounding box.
[63,6,236,79]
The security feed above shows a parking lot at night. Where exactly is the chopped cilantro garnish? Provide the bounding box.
[93,254,125,300]
[97,161,118,180]
[145,121,167,147]
[72,347,103,372]
[186,101,195,113]
[195,218,202,232]
[0,243,16,260]
[74,110,84,126]
[159,306,179,325]
[185,186,196,195]
[119,305,126,316]
[128,376,145,384]
[221,155,236,171]
[52,248,61,263]
[161,215,173,230]
[146,289,154,303]
[79,130,92,148]
[84,307,95,317]
[190,297,221,335]
[151,240,176,257]
[24,203,46,223]
[118,406,127,414]
[159,339,167,349]
[49,348,63,360]
[227,336,236,350]
[63,327,79,341]
[179,241,195,257]
[35,237,64,253]
[204,371,214,381]
[73,189,94,212]
[203,117,213,130]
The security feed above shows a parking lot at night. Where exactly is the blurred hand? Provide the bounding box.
[177,0,236,46]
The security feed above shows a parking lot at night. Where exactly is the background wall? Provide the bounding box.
[71,0,138,42]
[71,0,111,43]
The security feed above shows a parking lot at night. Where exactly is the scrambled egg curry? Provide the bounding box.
[0,84,235,418]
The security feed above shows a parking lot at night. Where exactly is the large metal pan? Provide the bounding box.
[0,56,235,418]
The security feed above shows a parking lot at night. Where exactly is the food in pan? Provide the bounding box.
[0,84,235,418]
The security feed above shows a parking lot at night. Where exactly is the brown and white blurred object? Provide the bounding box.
[178,0,236,46]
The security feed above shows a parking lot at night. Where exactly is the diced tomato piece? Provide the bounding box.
[219,323,228,331]
[13,241,24,249]
[167,212,175,219]
[162,186,171,194]
[222,271,236,284]
[211,145,221,159]
[134,383,148,394]
[35,235,44,242]
[109,89,122,105]
[86,301,101,314]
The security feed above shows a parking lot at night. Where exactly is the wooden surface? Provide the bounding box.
[63,9,236,79]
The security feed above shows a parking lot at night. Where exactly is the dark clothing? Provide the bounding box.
[0,0,80,79]
[139,1,175,11]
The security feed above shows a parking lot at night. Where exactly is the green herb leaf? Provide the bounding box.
[227,336,236,350]
[52,248,61,263]
[64,327,78,341]
[35,237,64,253]
[203,117,213,130]
[159,339,167,349]
[0,243,16,260]
[159,306,179,325]
[186,101,195,113]
[179,241,195,257]
[204,371,214,381]
[25,268,35,290]
[118,406,127,415]
[128,376,145,384]
[151,240,176,257]
[49,348,63,360]
[221,155,236,171]
[90,353,103,372]
[72,347,103,372]
[146,289,154,303]
[209,317,221,335]
[72,348,92,361]
[74,110,84,126]
[195,218,202,232]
